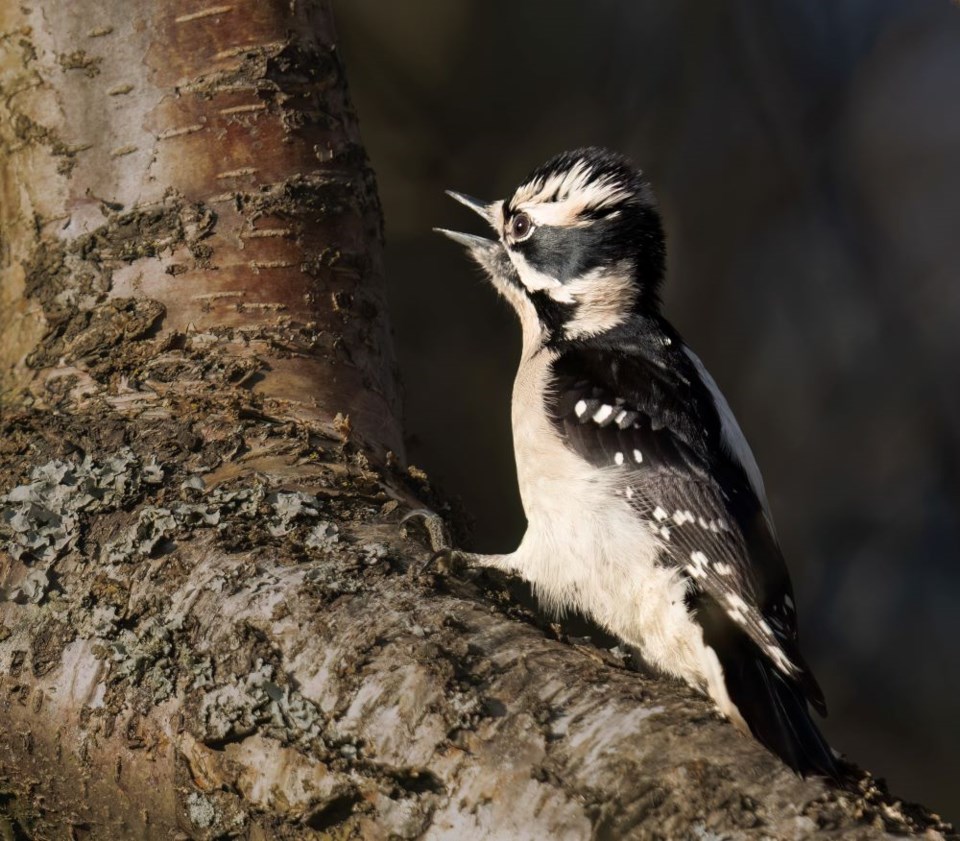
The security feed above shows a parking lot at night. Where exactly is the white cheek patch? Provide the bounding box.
[562,262,637,337]
[508,250,566,294]
[505,254,637,337]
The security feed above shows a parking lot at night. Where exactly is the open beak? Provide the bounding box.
[445,191,499,228]
[435,191,519,291]
[433,228,497,251]
[434,190,502,259]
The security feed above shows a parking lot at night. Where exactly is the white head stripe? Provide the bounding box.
[511,161,629,219]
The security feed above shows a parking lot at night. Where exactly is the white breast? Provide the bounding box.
[509,347,715,689]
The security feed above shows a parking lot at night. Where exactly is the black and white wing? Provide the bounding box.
[548,328,835,776]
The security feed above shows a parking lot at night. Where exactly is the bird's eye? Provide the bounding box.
[510,212,533,241]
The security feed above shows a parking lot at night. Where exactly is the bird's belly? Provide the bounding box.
[514,447,708,687]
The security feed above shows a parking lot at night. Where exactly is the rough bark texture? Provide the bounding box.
[0,0,401,455]
[0,2,955,839]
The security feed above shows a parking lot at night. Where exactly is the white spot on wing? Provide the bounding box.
[685,551,710,579]
[575,400,587,418]
[633,449,643,463]
[766,645,797,675]
[725,593,749,624]
[614,452,624,466]
[593,404,613,423]
[653,506,668,522]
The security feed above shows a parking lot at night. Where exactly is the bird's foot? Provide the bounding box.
[424,546,471,575]
[400,508,469,575]
[401,508,517,580]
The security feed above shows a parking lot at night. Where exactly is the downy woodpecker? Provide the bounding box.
[434,147,836,777]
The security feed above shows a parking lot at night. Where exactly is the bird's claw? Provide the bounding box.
[400,508,452,553]
[400,508,474,578]
[423,546,468,576]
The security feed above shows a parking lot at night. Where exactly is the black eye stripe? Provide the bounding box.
[515,223,601,281]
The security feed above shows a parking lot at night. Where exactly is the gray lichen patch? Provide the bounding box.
[106,618,176,703]
[265,490,321,536]
[305,520,339,551]
[104,506,179,562]
[0,429,396,708]
[0,448,159,564]
[197,659,327,750]
[101,485,333,562]
[6,569,51,605]
[359,542,389,564]
[186,791,218,829]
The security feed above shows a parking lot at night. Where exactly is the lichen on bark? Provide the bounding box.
[0,407,954,838]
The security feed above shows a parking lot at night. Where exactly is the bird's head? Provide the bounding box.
[438,147,665,342]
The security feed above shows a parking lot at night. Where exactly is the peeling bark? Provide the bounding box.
[0,2,955,840]
[1,0,400,455]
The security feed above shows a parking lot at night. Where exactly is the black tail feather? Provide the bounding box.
[745,656,838,778]
[693,596,837,778]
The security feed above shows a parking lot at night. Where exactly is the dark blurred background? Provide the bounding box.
[334,0,960,820]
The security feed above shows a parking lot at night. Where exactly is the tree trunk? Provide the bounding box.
[0,2,953,838]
